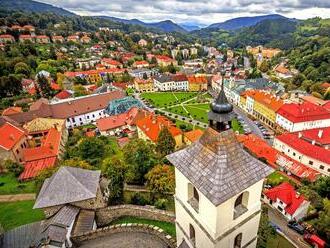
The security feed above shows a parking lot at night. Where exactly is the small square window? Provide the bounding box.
[320,165,324,170]
[309,161,313,165]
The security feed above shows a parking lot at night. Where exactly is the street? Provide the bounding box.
[266,205,311,248]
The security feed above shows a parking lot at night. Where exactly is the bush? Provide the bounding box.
[130,193,148,206]
[179,124,187,130]
[154,198,168,210]
[4,160,24,177]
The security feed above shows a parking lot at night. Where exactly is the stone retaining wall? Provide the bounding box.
[96,204,175,227]
[71,223,176,248]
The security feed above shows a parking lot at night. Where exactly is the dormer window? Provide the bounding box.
[188,183,199,212]
[234,192,249,219]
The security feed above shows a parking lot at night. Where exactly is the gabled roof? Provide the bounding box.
[34,166,101,209]
[264,182,307,215]
[2,106,22,116]
[0,122,26,150]
[54,90,72,100]
[23,117,65,133]
[277,102,330,123]
[167,128,273,206]
[184,129,204,143]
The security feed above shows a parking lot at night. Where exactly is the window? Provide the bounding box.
[234,192,249,219]
[309,161,314,165]
[234,233,242,248]
[189,224,196,246]
[16,149,19,154]
[293,152,296,156]
[188,183,199,212]
[320,165,324,170]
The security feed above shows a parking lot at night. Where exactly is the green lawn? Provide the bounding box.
[231,118,244,134]
[266,171,296,187]
[111,216,176,237]
[0,173,36,195]
[141,92,197,107]
[184,105,209,123]
[0,200,45,231]
[268,234,295,248]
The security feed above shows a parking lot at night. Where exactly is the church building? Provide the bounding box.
[167,75,273,248]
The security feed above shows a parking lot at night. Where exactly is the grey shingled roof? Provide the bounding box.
[167,128,273,206]
[34,166,101,209]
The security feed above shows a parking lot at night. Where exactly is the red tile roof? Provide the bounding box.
[172,74,188,82]
[19,35,33,39]
[101,58,122,66]
[184,129,204,142]
[19,157,57,180]
[64,68,124,77]
[133,60,149,66]
[97,107,141,131]
[51,83,61,91]
[298,127,330,145]
[36,35,49,39]
[112,82,128,90]
[155,55,173,61]
[187,75,208,84]
[264,182,307,215]
[0,34,14,39]
[245,90,283,111]
[277,102,330,123]
[54,90,72,100]
[136,113,182,142]
[0,122,26,150]
[276,131,330,165]
[2,107,22,116]
[23,128,61,162]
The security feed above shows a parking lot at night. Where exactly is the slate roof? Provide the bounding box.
[34,166,101,209]
[167,128,273,206]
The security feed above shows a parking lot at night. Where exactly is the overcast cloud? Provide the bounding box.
[39,0,330,26]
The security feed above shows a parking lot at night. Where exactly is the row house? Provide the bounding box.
[64,68,124,83]
[276,102,330,132]
[51,35,65,43]
[0,34,15,43]
[136,113,183,149]
[133,60,149,69]
[274,127,330,176]
[129,68,158,79]
[134,78,154,92]
[35,35,50,44]
[243,90,283,129]
[19,34,34,43]
[154,74,188,91]
[187,75,208,92]
[101,58,123,69]
[155,55,178,67]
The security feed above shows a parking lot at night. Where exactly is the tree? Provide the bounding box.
[60,158,93,170]
[77,137,105,166]
[103,156,126,205]
[259,60,270,73]
[156,127,176,157]
[4,160,23,177]
[314,176,330,199]
[145,164,175,194]
[257,207,276,248]
[14,62,31,77]
[123,139,157,185]
[311,199,330,242]
[37,74,53,98]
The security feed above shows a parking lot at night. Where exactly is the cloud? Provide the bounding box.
[39,0,330,25]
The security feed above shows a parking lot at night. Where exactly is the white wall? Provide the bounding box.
[66,109,106,128]
[273,138,330,176]
[276,114,330,132]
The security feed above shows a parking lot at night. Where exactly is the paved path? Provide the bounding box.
[79,232,169,248]
[0,193,36,202]
[266,205,310,248]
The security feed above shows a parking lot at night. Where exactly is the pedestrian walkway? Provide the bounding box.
[0,193,36,202]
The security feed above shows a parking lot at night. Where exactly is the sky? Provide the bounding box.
[39,0,330,26]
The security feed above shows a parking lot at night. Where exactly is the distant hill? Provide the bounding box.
[96,16,187,33]
[0,0,75,16]
[206,14,288,30]
[179,23,201,32]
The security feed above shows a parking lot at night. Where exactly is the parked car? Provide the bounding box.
[304,234,326,248]
[287,221,305,235]
[270,222,282,232]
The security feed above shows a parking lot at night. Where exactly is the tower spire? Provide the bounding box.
[208,67,234,132]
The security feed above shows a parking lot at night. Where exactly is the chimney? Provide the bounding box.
[295,192,300,199]
[318,129,323,138]
[9,134,15,141]
[298,132,302,138]
[312,140,315,145]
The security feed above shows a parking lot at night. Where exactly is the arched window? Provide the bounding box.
[234,233,242,248]
[188,183,199,212]
[189,224,196,245]
[234,192,249,219]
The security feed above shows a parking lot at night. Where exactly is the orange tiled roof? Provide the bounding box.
[0,122,26,150]
[244,90,283,111]
[2,107,22,116]
[136,113,182,142]
[187,75,207,84]
[184,129,204,142]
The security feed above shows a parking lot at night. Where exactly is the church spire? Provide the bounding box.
[208,67,235,132]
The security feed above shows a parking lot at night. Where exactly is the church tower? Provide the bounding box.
[167,72,273,248]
